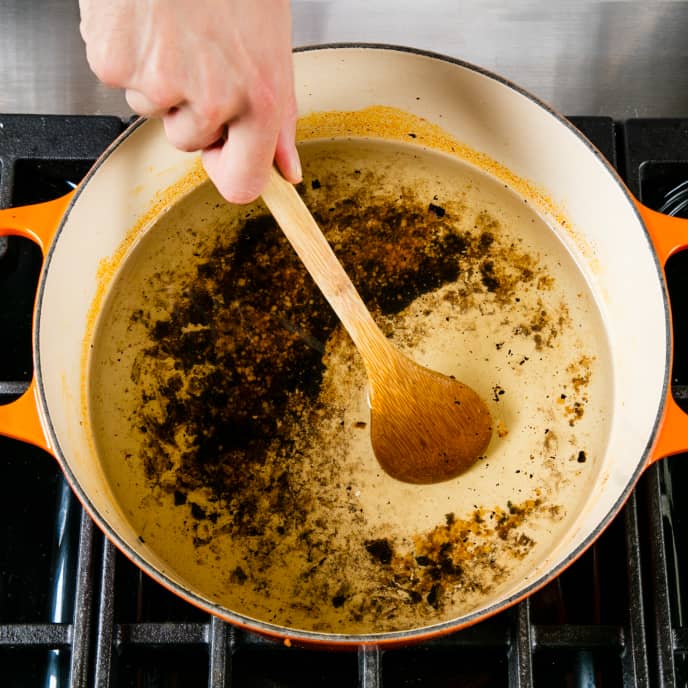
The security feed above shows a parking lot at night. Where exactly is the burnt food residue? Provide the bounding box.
[111,153,577,628]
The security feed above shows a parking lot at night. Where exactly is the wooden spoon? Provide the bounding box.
[262,167,492,484]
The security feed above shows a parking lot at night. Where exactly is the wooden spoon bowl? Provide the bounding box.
[262,168,492,484]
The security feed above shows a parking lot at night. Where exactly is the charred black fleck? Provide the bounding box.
[230,566,248,584]
[428,202,446,217]
[365,538,394,565]
[332,594,347,608]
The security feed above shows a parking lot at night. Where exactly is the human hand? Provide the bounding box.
[79,0,301,204]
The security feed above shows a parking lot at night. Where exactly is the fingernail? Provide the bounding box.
[292,154,302,183]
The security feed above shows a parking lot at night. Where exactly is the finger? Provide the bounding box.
[125,88,180,118]
[162,103,230,152]
[273,94,301,184]
[201,114,279,205]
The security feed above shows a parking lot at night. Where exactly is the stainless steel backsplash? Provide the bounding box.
[1,0,687,118]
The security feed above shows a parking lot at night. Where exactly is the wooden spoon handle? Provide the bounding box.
[262,167,388,361]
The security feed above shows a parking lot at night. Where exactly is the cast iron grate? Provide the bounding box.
[0,114,684,686]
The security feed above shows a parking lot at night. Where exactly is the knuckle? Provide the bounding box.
[163,115,221,153]
[145,82,181,112]
[195,98,225,127]
[163,122,196,151]
[165,116,223,152]
[86,45,127,87]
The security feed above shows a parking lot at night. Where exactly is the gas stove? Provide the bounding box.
[1,115,687,687]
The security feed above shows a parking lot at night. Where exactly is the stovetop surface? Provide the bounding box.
[1,115,688,687]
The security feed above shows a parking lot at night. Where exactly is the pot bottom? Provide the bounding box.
[87,137,612,635]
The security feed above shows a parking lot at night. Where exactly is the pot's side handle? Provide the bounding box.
[0,193,74,455]
[635,201,688,464]
[0,193,73,251]
[0,380,52,453]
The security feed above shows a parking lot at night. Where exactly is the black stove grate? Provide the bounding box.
[0,114,686,687]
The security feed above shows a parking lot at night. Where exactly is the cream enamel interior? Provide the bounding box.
[34,47,667,639]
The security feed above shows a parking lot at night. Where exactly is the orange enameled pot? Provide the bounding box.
[1,46,688,647]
